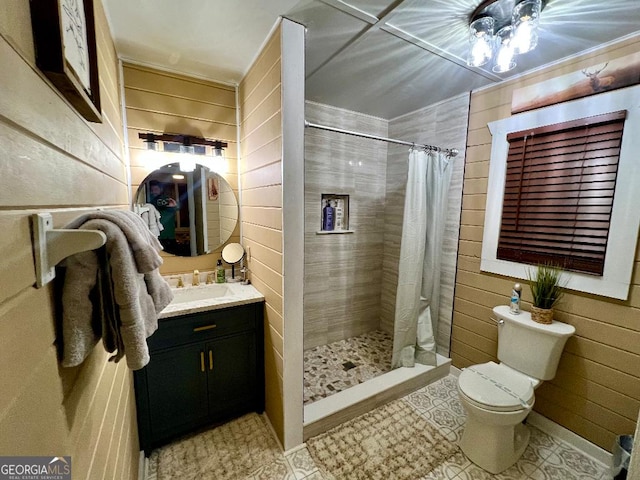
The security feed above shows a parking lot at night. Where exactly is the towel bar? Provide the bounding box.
[32,213,107,288]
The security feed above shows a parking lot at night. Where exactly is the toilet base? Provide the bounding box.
[460,416,530,474]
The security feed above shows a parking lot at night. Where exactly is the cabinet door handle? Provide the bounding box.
[209,349,213,371]
[200,352,205,372]
[193,324,217,332]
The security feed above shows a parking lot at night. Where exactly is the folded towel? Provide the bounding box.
[61,210,173,370]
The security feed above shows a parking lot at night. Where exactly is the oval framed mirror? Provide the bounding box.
[134,163,238,256]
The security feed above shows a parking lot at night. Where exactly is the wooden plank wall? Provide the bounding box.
[123,63,239,275]
[453,34,640,451]
[239,25,285,444]
[0,1,139,478]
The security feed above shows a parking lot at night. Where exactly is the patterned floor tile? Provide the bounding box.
[245,457,296,480]
[146,374,610,480]
[456,462,496,479]
[285,447,319,480]
[301,472,324,480]
[542,442,607,479]
[528,426,561,460]
[404,387,436,412]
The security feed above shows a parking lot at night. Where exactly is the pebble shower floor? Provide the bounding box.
[303,330,393,405]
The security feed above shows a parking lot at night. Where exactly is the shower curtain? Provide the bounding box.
[392,149,453,368]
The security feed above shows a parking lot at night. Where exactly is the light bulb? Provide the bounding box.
[512,0,541,55]
[492,26,517,73]
[179,156,196,172]
[470,36,493,67]
[467,17,494,67]
[178,145,196,172]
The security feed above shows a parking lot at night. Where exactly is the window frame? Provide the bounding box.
[480,85,640,300]
[497,110,626,276]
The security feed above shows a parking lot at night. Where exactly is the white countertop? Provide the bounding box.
[159,282,264,319]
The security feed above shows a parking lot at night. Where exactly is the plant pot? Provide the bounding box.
[531,305,553,324]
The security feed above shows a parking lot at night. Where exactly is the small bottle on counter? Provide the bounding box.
[216,259,226,283]
[510,283,522,314]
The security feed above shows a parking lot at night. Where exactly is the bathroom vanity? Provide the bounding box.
[134,283,265,454]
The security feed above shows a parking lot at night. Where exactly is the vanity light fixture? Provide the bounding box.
[467,0,543,73]
[139,133,228,173]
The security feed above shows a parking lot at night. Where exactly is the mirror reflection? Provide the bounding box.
[134,163,238,256]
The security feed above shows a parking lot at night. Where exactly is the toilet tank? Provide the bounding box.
[494,305,575,381]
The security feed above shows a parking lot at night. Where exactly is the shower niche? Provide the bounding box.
[317,193,352,234]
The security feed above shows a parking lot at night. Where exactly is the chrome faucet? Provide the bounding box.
[192,269,200,286]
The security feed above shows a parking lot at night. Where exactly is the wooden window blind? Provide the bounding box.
[497,110,626,275]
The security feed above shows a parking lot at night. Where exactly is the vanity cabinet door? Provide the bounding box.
[143,344,209,445]
[206,331,257,418]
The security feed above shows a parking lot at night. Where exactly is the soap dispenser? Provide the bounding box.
[510,283,522,314]
[216,259,226,283]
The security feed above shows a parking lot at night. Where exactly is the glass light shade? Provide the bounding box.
[512,0,541,54]
[492,26,517,73]
[178,145,196,172]
[467,17,494,67]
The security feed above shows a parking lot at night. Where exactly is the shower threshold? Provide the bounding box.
[303,354,451,440]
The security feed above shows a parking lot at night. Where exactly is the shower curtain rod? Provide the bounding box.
[304,120,459,157]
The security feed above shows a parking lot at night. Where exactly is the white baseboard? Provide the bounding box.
[451,364,612,469]
[138,451,147,480]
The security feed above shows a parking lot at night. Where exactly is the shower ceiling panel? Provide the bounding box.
[288,0,640,118]
[285,1,372,74]
[305,28,491,119]
[103,0,640,119]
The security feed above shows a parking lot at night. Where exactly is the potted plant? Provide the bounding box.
[527,264,565,324]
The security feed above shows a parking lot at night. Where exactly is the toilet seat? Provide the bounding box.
[459,362,534,412]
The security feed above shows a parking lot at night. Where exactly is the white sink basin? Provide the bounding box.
[160,280,264,318]
[170,285,232,304]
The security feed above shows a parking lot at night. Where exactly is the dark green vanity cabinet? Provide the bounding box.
[134,302,265,454]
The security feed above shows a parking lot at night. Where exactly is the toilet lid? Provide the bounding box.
[458,362,534,412]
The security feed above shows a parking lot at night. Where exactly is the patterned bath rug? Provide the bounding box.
[152,413,281,480]
[306,399,458,480]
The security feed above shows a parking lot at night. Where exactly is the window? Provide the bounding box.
[497,111,626,275]
[480,85,640,300]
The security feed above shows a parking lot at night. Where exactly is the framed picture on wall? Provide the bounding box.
[30,0,102,122]
[207,177,219,201]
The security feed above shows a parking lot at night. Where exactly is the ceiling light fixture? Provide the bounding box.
[139,133,228,173]
[467,0,543,73]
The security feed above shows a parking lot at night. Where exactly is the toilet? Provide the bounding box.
[457,305,575,474]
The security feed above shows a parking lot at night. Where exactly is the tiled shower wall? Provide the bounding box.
[379,94,470,356]
[304,102,389,350]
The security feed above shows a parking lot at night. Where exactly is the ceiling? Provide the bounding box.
[104,0,640,119]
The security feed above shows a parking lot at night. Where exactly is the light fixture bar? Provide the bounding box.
[138,132,228,150]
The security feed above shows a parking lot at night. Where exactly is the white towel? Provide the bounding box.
[141,203,163,237]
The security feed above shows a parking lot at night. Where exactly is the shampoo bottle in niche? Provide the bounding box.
[510,283,522,314]
[322,199,335,231]
[334,199,344,231]
[216,259,226,283]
